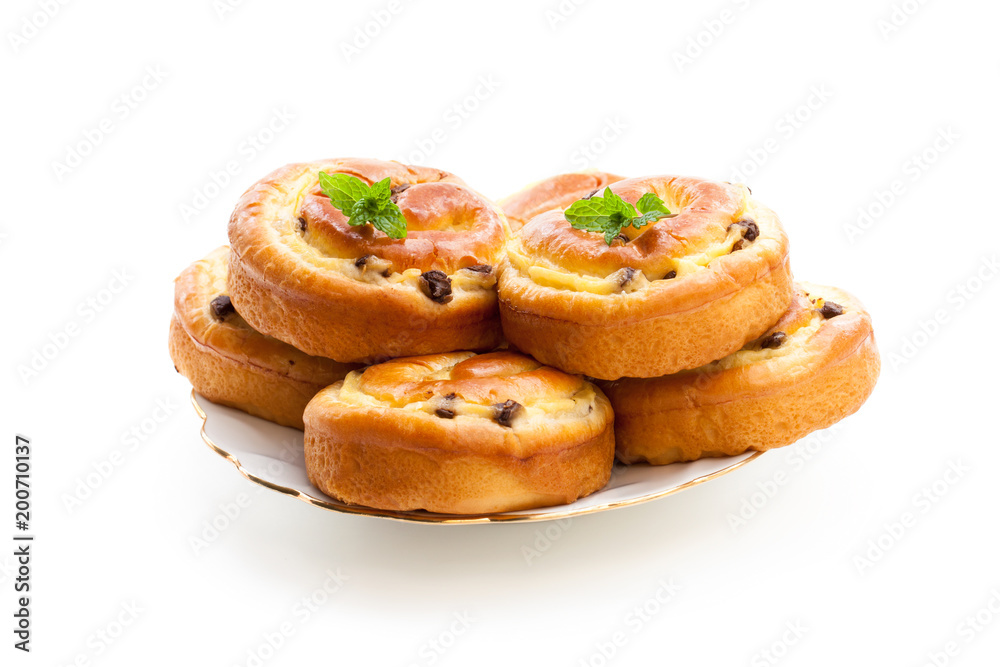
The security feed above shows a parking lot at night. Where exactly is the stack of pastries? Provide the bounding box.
[170,159,879,514]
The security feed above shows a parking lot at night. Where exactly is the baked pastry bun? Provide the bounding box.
[498,175,794,380]
[601,283,880,465]
[169,247,358,429]
[228,158,508,363]
[499,170,624,232]
[304,350,615,514]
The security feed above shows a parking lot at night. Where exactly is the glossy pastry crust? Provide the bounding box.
[303,351,615,514]
[169,247,358,429]
[498,175,794,380]
[227,158,508,364]
[601,283,880,464]
[499,170,625,232]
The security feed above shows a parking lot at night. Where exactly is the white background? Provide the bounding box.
[3,0,999,665]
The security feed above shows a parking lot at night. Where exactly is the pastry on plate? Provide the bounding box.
[228,158,508,363]
[498,175,794,380]
[601,283,880,464]
[499,170,624,232]
[169,247,359,429]
[303,350,615,514]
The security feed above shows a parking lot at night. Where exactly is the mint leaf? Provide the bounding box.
[636,192,670,216]
[318,171,368,212]
[632,211,665,228]
[318,172,408,239]
[564,189,672,245]
[371,209,408,239]
[603,189,637,220]
[368,176,392,201]
[563,197,613,232]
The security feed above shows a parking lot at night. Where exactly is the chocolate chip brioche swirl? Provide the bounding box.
[303,351,615,514]
[601,283,880,464]
[498,175,794,380]
[228,159,508,364]
[169,247,359,428]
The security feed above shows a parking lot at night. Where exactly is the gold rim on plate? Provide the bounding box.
[192,391,765,525]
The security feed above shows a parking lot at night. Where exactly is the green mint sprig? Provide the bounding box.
[317,171,408,239]
[564,189,672,245]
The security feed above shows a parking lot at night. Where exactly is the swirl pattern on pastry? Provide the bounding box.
[169,247,359,429]
[304,351,615,514]
[228,159,508,363]
[499,170,624,232]
[498,175,794,379]
[601,283,880,464]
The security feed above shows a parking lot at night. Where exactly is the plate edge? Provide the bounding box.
[191,390,766,525]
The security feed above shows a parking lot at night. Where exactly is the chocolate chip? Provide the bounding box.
[664,270,677,280]
[618,267,636,287]
[434,408,455,419]
[819,301,844,319]
[419,270,453,303]
[209,295,235,320]
[390,183,410,203]
[760,331,787,349]
[174,365,179,373]
[355,254,372,268]
[296,216,307,233]
[444,392,457,400]
[728,218,759,250]
[466,264,493,274]
[288,360,295,366]
[492,400,523,427]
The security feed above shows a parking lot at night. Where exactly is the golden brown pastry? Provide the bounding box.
[303,351,615,514]
[227,158,508,364]
[169,247,359,429]
[499,170,625,232]
[498,175,794,380]
[601,283,880,464]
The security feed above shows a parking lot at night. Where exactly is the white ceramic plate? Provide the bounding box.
[193,392,764,524]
